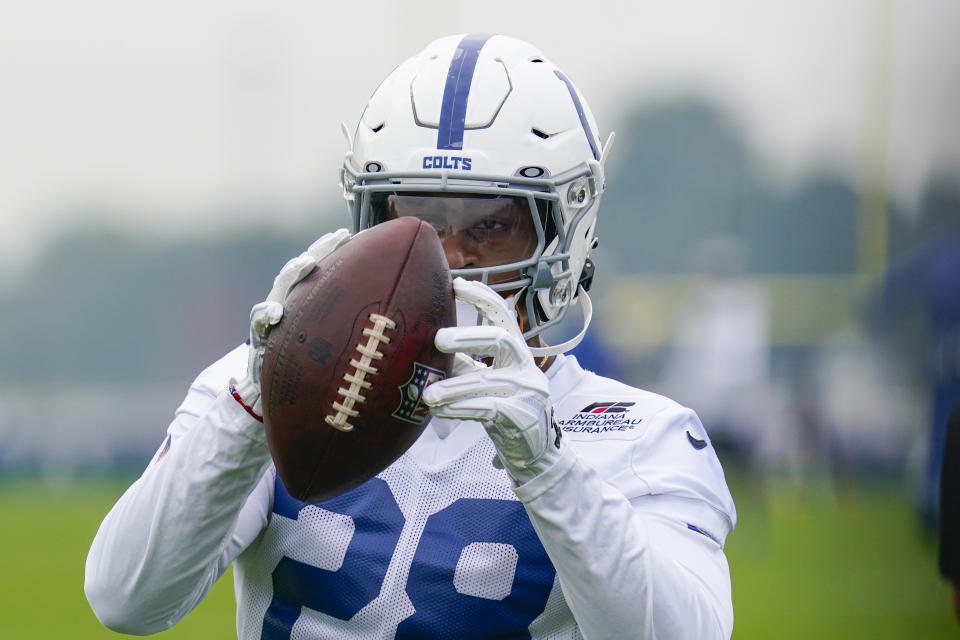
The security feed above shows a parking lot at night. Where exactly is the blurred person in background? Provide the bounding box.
[83,34,736,639]
[870,221,960,530]
[658,235,789,472]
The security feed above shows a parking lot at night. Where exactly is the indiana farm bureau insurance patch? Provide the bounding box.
[557,402,644,437]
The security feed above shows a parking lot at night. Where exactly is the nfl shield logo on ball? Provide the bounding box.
[393,362,446,423]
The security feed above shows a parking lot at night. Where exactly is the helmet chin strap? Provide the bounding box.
[453,284,593,358]
[527,287,593,358]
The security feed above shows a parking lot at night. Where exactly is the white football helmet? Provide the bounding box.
[341,34,613,356]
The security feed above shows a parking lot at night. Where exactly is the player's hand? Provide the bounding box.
[240,229,351,408]
[423,278,562,484]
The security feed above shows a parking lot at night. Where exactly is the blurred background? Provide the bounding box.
[1,0,958,637]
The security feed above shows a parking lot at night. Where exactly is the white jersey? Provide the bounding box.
[86,345,736,639]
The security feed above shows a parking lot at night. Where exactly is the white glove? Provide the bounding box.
[235,229,352,415]
[422,278,563,484]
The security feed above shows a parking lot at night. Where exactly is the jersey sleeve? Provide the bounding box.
[84,345,274,635]
[512,364,736,639]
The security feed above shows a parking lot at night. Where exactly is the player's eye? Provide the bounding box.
[467,216,512,243]
[483,218,510,231]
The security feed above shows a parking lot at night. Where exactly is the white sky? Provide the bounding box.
[1,0,958,281]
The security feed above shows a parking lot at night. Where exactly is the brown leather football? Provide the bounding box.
[261,217,455,503]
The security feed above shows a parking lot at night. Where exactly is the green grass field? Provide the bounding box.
[0,473,955,639]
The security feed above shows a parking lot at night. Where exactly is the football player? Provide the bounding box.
[86,34,737,639]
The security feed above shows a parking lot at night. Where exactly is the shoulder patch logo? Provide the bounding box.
[558,401,642,436]
[580,401,635,414]
[393,362,446,424]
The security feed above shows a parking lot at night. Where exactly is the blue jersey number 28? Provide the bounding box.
[261,478,556,639]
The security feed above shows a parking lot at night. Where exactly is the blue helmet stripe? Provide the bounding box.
[436,33,493,150]
[553,70,600,161]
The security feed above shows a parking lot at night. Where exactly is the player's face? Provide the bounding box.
[383,194,538,286]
